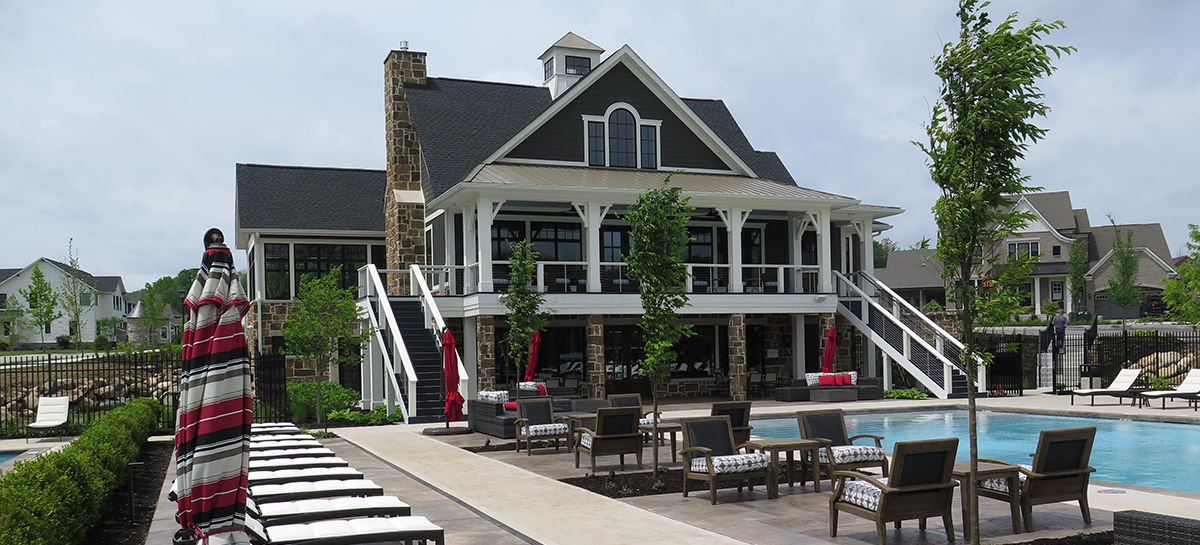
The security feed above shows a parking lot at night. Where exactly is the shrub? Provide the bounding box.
[0,397,163,545]
[884,388,928,399]
[92,335,111,351]
[327,405,403,426]
[921,299,943,313]
[56,335,72,349]
[1042,299,1060,315]
[287,381,361,423]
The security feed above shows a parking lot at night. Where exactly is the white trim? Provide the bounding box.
[581,103,662,170]
[482,45,756,177]
[1011,196,1074,244]
[1085,246,1178,280]
[496,157,589,168]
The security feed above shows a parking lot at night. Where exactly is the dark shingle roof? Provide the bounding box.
[1021,191,1075,232]
[1089,223,1174,264]
[0,269,18,284]
[94,276,122,293]
[681,98,796,185]
[874,249,944,289]
[236,164,385,232]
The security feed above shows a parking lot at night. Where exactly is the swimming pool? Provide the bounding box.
[0,452,18,465]
[750,410,1200,495]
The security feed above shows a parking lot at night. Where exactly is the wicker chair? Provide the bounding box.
[680,415,771,505]
[710,401,752,445]
[797,408,888,483]
[514,398,570,456]
[830,437,959,545]
[977,426,1097,531]
[574,406,643,472]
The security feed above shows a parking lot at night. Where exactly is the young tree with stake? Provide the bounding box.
[500,240,549,402]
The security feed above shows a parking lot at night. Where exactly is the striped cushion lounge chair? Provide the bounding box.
[248,467,364,486]
[250,479,384,504]
[236,514,444,545]
[1071,368,1141,405]
[249,456,349,471]
[245,495,411,527]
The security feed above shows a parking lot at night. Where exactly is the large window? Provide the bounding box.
[531,222,582,261]
[492,221,525,260]
[601,226,631,262]
[264,243,291,300]
[371,245,387,270]
[565,55,590,75]
[587,121,605,166]
[608,109,636,167]
[640,125,657,169]
[1008,241,1040,259]
[543,58,554,81]
[293,244,367,292]
[0,293,6,310]
[686,227,715,263]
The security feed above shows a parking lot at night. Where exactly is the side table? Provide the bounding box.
[951,460,1022,540]
[743,437,823,498]
[639,422,681,463]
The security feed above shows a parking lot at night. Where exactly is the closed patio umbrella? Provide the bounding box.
[175,229,253,543]
[524,331,541,382]
[822,327,837,374]
[443,329,464,423]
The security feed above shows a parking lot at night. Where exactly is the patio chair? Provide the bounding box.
[27,395,69,443]
[607,393,661,424]
[249,479,384,504]
[249,456,349,471]
[515,397,570,455]
[797,408,888,482]
[830,437,959,545]
[1139,368,1200,410]
[977,426,1096,531]
[248,466,364,486]
[240,514,444,545]
[1071,368,1141,405]
[710,401,752,445]
[680,415,771,505]
[575,406,643,471]
[246,495,411,527]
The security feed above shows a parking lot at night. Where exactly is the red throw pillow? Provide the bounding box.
[536,384,547,396]
[504,401,517,410]
[839,374,852,386]
[818,375,837,386]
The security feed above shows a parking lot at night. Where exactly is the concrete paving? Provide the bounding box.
[140,392,1200,544]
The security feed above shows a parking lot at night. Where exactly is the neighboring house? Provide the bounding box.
[237,32,923,407]
[0,258,128,347]
[125,298,183,346]
[878,191,1177,319]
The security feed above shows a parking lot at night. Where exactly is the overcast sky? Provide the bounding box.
[2,1,1196,290]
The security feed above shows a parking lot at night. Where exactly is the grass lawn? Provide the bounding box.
[0,348,107,356]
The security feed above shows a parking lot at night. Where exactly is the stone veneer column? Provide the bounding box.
[586,315,606,399]
[818,312,838,371]
[728,314,747,401]
[383,48,428,296]
[476,316,495,391]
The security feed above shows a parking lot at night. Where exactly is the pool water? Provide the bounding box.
[750,410,1200,495]
[0,452,18,465]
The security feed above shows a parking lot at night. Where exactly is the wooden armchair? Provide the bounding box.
[977,426,1096,531]
[607,393,660,424]
[830,437,959,545]
[797,408,887,482]
[680,416,771,505]
[574,406,643,472]
[710,401,752,445]
[514,398,570,456]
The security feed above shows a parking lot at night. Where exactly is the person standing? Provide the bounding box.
[1050,308,1069,353]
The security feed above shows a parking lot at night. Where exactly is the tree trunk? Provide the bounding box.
[651,389,660,472]
[961,275,981,545]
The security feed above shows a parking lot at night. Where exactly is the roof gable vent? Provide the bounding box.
[538,32,603,99]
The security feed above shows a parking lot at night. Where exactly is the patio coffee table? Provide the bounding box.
[952,460,1022,540]
[744,437,823,498]
[564,412,597,453]
[639,421,681,463]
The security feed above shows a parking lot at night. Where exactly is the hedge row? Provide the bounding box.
[0,397,164,545]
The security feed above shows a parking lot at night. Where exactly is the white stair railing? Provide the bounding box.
[358,264,418,419]
[410,264,469,413]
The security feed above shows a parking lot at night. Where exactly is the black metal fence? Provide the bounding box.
[978,329,1200,395]
[1,351,291,439]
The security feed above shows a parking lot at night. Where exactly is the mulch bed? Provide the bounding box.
[82,438,173,545]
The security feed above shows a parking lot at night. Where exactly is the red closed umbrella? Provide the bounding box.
[442,330,464,422]
[524,331,541,382]
[822,327,837,373]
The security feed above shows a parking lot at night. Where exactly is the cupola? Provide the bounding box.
[538,32,603,99]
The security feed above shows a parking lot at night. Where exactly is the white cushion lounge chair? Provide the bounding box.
[249,467,364,486]
[1071,368,1142,406]
[250,439,324,451]
[250,479,384,504]
[27,396,70,443]
[1139,368,1200,410]
[249,447,336,460]
[252,422,303,435]
[249,456,349,471]
[246,495,411,526]
[240,514,444,545]
[251,433,315,442]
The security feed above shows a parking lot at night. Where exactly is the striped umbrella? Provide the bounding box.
[175,229,253,543]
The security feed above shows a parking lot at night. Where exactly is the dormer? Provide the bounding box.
[539,32,604,99]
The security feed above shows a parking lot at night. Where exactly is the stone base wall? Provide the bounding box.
[728,314,747,401]
[476,315,495,391]
[762,314,794,381]
[586,315,605,399]
[663,379,725,398]
[385,200,425,296]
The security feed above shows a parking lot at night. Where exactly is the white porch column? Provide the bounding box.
[719,207,751,293]
[574,202,611,293]
[860,219,875,277]
[443,209,457,292]
[817,209,832,293]
[463,316,479,398]
[463,204,478,293]
[476,197,503,292]
[1033,278,1042,315]
[1064,277,1073,313]
[866,336,877,378]
[792,315,805,379]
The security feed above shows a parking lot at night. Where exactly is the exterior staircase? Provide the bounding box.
[834,271,978,399]
[389,299,447,424]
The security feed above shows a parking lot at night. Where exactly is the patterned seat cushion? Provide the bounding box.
[579,432,594,449]
[818,445,886,465]
[522,423,568,437]
[838,477,889,511]
[978,464,1030,493]
[639,417,659,426]
[690,453,770,474]
[477,390,508,403]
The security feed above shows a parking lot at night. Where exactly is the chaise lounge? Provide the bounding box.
[1071,368,1141,406]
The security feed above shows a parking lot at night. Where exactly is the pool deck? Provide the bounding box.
[143,392,1200,544]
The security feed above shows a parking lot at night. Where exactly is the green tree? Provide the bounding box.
[20,263,61,350]
[873,237,900,268]
[1105,218,1140,329]
[1,293,28,349]
[1163,224,1200,327]
[94,316,123,350]
[59,239,97,349]
[1067,237,1089,316]
[138,287,172,347]
[282,266,370,431]
[915,2,1071,541]
[499,240,549,400]
[144,268,198,314]
[625,171,694,472]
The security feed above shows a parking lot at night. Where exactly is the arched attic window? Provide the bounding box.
[584,103,660,169]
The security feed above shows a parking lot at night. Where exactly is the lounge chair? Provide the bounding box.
[27,395,69,443]
[250,479,384,504]
[246,495,411,526]
[251,423,303,435]
[248,467,364,486]
[797,408,888,482]
[250,439,325,451]
[514,397,570,455]
[240,514,444,545]
[249,456,349,471]
[575,406,643,471]
[1139,368,1200,410]
[680,415,771,505]
[830,437,959,545]
[249,447,336,460]
[1071,368,1141,405]
[977,426,1096,531]
[251,433,315,442]
[710,401,752,445]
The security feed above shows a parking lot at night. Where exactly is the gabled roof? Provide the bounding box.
[0,269,18,284]
[94,276,123,293]
[235,163,386,244]
[1021,191,1076,232]
[1071,208,1091,233]
[1089,223,1174,264]
[44,258,102,288]
[539,31,603,58]
[874,249,943,289]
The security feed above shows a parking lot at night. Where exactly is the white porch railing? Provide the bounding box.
[357,264,417,419]
[410,264,469,411]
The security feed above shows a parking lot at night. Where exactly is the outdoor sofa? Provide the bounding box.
[775,374,884,402]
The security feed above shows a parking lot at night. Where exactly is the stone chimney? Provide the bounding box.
[383,44,428,295]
